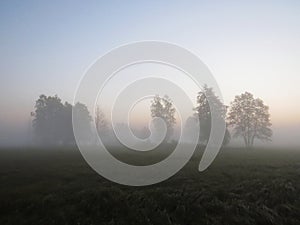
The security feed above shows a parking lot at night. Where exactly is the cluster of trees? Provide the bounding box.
[32,86,272,148]
[32,95,91,146]
[150,86,272,148]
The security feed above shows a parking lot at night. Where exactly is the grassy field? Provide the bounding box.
[0,147,299,225]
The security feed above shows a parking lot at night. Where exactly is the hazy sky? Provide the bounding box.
[0,1,300,146]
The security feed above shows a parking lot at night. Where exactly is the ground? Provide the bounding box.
[0,147,299,225]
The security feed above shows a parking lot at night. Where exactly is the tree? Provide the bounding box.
[33,95,92,146]
[73,102,92,143]
[95,106,108,136]
[227,92,272,148]
[194,85,230,146]
[61,102,75,145]
[33,95,64,145]
[150,95,176,142]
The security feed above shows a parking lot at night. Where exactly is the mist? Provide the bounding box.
[1,94,299,149]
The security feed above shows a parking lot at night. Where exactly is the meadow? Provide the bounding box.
[0,147,299,225]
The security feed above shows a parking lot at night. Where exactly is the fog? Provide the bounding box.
[0,110,299,149]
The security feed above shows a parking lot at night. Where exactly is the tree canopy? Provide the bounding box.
[32,95,91,146]
[227,92,272,148]
[194,85,231,146]
[150,95,176,142]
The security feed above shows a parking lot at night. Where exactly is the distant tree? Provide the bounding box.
[194,85,230,146]
[61,102,75,145]
[33,95,64,145]
[150,95,176,142]
[33,95,92,146]
[73,102,92,143]
[95,106,108,136]
[227,92,272,148]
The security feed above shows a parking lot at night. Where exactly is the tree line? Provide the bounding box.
[32,87,272,148]
[150,85,272,148]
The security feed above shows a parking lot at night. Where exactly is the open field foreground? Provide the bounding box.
[0,147,300,225]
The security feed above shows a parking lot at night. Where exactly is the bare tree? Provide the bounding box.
[227,92,272,148]
[150,95,176,142]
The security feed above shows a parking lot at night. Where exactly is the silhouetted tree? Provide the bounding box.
[73,102,92,144]
[150,95,176,142]
[227,92,272,148]
[33,95,91,146]
[33,95,64,145]
[61,102,75,145]
[194,85,231,146]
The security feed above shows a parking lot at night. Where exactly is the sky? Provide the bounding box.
[0,0,300,147]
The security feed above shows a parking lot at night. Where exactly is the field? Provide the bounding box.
[0,147,300,225]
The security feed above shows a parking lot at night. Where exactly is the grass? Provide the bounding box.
[0,146,299,225]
